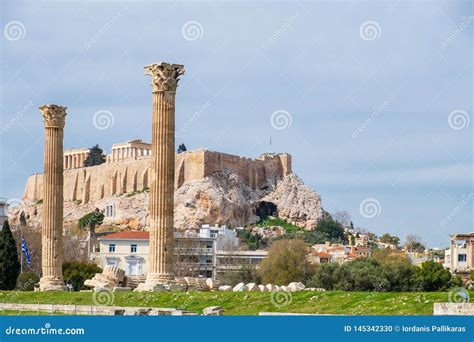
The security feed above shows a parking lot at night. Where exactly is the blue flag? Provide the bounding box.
[21,238,31,266]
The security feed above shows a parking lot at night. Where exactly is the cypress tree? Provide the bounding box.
[0,220,21,290]
[83,144,106,167]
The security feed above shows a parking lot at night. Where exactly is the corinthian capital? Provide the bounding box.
[144,62,185,93]
[39,104,67,128]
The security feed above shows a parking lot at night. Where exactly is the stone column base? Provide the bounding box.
[39,277,67,292]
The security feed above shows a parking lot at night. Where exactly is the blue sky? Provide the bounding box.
[1,0,472,247]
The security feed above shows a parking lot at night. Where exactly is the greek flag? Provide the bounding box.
[21,238,31,266]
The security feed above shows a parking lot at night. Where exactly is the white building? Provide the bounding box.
[90,225,265,279]
[0,199,7,231]
[444,233,474,275]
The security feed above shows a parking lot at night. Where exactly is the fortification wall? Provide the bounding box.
[23,150,292,204]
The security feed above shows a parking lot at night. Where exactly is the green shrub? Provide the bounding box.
[78,211,104,229]
[414,260,453,291]
[63,261,102,291]
[220,265,261,287]
[16,272,39,291]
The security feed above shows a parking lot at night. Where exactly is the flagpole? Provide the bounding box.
[19,224,23,274]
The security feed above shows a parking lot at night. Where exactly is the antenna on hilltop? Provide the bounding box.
[269,136,272,154]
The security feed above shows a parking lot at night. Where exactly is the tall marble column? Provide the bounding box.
[142,62,184,288]
[39,104,67,291]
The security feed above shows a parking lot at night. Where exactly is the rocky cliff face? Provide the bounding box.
[174,169,261,229]
[9,171,324,231]
[263,174,325,230]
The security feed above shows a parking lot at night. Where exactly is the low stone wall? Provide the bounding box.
[433,303,474,315]
[0,303,196,316]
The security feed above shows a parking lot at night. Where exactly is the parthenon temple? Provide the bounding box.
[108,139,152,162]
[64,148,90,169]
[63,139,152,170]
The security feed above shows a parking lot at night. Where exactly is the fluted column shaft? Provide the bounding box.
[144,62,184,285]
[148,92,176,279]
[39,104,67,291]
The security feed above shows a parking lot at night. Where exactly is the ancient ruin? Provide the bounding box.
[136,62,185,290]
[23,147,292,204]
[38,104,67,291]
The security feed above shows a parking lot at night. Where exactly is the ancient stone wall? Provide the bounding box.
[23,149,292,204]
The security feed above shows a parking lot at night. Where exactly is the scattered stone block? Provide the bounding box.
[287,282,305,292]
[265,284,274,292]
[233,282,245,292]
[203,306,224,316]
[219,285,232,291]
[258,285,266,292]
[245,283,258,291]
[124,309,139,316]
[206,278,220,291]
[84,266,125,290]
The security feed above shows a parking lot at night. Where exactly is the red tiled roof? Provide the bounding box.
[315,252,331,258]
[99,231,149,240]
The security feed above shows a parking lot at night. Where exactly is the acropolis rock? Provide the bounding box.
[263,174,325,230]
[11,142,325,231]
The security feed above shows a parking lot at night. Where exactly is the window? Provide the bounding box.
[131,244,137,253]
[109,244,116,253]
[458,254,467,262]
[105,204,115,218]
[106,258,118,267]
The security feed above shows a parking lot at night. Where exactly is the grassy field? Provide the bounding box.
[0,290,469,315]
